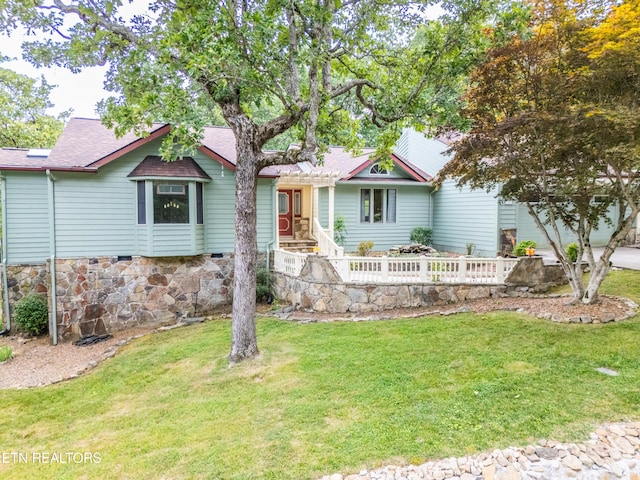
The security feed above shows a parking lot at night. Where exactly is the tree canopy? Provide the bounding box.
[439,0,640,304]
[0,65,67,148]
[1,0,511,360]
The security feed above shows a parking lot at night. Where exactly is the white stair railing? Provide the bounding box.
[313,218,344,257]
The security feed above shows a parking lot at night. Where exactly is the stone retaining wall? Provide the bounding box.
[505,256,567,292]
[272,255,508,313]
[2,254,238,341]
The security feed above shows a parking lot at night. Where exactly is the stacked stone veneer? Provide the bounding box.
[2,254,235,340]
[272,255,509,313]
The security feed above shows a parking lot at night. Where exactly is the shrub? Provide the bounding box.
[410,227,433,246]
[513,240,537,257]
[0,346,13,363]
[14,294,49,336]
[465,242,476,256]
[256,267,272,304]
[333,215,347,247]
[357,241,374,256]
[565,242,579,263]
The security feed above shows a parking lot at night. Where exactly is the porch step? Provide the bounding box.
[280,239,318,253]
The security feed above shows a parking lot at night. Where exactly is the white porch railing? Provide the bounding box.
[273,250,519,285]
[273,248,307,276]
[328,256,519,284]
[313,218,344,257]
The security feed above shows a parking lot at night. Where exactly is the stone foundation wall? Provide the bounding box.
[505,256,567,292]
[4,264,49,305]
[272,255,508,313]
[2,254,239,340]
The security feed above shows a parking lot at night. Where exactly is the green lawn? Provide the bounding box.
[1,271,639,479]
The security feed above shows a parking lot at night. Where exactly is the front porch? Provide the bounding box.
[276,171,343,255]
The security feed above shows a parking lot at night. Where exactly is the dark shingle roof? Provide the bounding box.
[0,118,431,182]
[128,156,212,179]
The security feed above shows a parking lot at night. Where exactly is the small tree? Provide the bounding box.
[439,0,640,304]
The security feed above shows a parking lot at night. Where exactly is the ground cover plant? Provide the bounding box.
[0,271,638,479]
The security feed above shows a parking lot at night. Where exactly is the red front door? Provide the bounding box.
[278,190,293,236]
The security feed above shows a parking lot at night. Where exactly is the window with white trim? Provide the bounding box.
[154,181,190,224]
[369,163,389,176]
[360,188,397,224]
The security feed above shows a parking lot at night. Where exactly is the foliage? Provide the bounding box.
[0,0,515,360]
[438,0,640,304]
[465,242,476,256]
[513,240,537,257]
[357,241,374,257]
[333,215,348,247]
[255,267,272,304]
[1,271,640,478]
[13,294,48,336]
[565,243,579,263]
[0,345,12,362]
[410,227,433,246]
[0,66,68,148]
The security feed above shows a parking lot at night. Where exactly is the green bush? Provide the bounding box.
[357,241,374,256]
[14,294,49,336]
[513,240,537,256]
[0,346,13,363]
[333,215,348,247]
[565,242,579,263]
[410,227,433,246]
[256,267,272,304]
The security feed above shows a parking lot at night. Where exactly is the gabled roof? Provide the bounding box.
[128,156,212,179]
[0,118,433,183]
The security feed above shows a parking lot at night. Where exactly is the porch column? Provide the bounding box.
[312,186,319,237]
[328,185,335,240]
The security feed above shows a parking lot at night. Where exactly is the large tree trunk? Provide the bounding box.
[229,143,260,363]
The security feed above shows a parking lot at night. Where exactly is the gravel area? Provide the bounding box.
[0,295,637,390]
[0,326,156,389]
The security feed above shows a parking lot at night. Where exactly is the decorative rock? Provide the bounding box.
[561,454,583,471]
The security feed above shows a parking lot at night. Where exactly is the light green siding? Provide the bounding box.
[2,135,276,263]
[432,181,499,256]
[203,164,274,253]
[321,182,431,252]
[4,172,50,264]
[498,201,517,230]
[516,203,619,248]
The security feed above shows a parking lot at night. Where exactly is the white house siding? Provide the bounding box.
[516,203,619,248]
[4,172,50,264]
[432,181,500,257]
[321,183,431,252]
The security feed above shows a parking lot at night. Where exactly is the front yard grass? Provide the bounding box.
[0,271,639,479]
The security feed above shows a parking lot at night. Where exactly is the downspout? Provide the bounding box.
[46,170,58,345]
[1,174,10,333]
[266,179,278,302]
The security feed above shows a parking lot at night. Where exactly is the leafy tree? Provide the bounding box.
[0,64,67,148]
[1,0,505,361]
[439,0,640,304]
